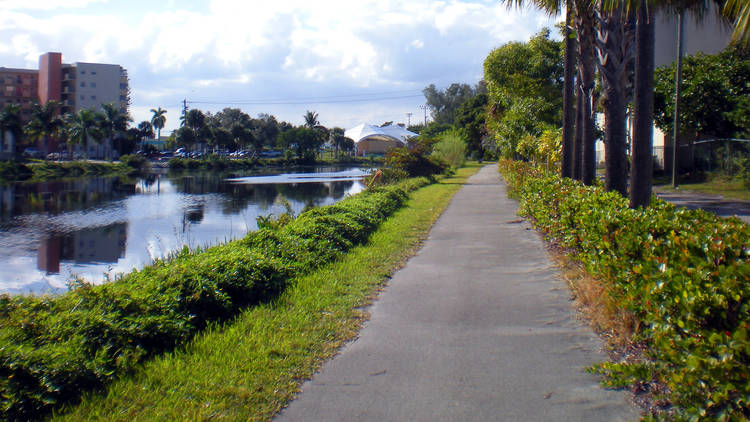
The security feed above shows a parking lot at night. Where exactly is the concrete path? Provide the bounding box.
[275,165,640,422]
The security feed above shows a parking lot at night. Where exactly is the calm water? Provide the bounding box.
[0,167,370,295]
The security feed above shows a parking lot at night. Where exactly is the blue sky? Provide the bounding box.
[0,0,560,133]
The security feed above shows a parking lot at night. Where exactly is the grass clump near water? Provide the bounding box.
[0,172,440,420]
[48,163,481,421]
[499,159,750,421]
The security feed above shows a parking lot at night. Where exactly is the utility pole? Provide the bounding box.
[182,99,188,127]
[406,112,412,127]
[671,10,684,189]
[419,105,428,126]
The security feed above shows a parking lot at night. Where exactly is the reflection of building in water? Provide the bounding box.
[0,184,14,222]
[37,223,128,274]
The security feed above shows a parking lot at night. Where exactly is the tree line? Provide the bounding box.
[0,102,355,161]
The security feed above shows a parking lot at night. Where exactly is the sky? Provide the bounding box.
[0,0,560,134]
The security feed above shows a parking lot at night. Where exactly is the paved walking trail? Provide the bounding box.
[275,165,640,421]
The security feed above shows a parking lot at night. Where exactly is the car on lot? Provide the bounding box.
[23,148,43,159]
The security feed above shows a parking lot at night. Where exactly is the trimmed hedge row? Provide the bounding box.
[0,177,430,420]
[499,160,750,421]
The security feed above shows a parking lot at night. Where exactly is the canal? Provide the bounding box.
[0,167,370,295]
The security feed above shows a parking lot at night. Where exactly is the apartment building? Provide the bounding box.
[0,53,130,159]
[40,52,130,116]
[1,53,130,119]
[0,67,38,118]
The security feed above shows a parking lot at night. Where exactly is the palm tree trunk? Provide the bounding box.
[574,80,584,180]
[561,0,576,179]
[629,0,655,208]
[576,3,597,186]
[596,2,634,196]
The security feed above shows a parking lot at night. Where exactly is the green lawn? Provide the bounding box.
[655,177,750,201]
[54,164,482,421]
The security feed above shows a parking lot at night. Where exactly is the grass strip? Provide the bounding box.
[52,164,482,421]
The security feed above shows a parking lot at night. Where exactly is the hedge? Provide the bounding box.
[0,177,431,420]
[499,160,749,421]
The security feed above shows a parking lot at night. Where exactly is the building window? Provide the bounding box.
[91,71,97,75]
[90,82,96,87]
[81,71,86,74]
[80,82,86,87]
[80,95,85,100]
[91,95,96,100]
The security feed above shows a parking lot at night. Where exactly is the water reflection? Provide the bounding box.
[0,167,366,295]
[38,223,128,273]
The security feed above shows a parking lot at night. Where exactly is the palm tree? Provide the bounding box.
[595,3,635,196]
[0,104,23,160]
[629,0,656,208]
[98,102,132,160]
[26,101,64,159]
[67,109,102,160]
[724,0,750,43]
[150,107,167,142]
[303,110,320,128]
[137,121,154,151]
[575,0,597,185]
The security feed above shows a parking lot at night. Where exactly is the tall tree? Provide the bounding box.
[67,109,102,160]
[561,0,577,178]
[278,127,324,159]
[629,0,656,208]
[26,101,64,158]
[137,121,154,151]
[576,0,597,185]
[423,83,483,125]
[99,102,132,159]
[0,104,23,159]
[303,110,320,128]
[484,29,563,158]
[595,3,635,196]
[150,107,167,141]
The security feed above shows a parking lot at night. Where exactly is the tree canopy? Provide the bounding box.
[654,45,750,140]
[483,28,563,158]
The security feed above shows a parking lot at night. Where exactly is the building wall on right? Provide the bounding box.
[654,3,733,68]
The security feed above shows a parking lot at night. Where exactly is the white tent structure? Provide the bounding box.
[345,123,417,156]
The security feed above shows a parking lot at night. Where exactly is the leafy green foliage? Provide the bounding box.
[500,160,750,421]
[654,45,750,139]
[423,83,485,125]
[452,93,488,159]
[119,154,147,170]
[0,161,32,181]
[432,129,467,169]
[385,143,448,178]
[484,29,563,158]
[0,177,430,420]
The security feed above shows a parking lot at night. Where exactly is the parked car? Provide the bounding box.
[23,148,43,159]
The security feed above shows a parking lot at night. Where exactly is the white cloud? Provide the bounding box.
[0,0,557,130]
[0,0,107,10]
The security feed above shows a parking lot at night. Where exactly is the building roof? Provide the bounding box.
[345,123,417,144]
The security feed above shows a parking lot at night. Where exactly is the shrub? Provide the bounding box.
[386,145,448,178]
[431,129,467,169]
[499,159,750,421]
[119,154,148,170]
[0,161,32,181]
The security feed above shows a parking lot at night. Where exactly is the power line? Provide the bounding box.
[188,93,423,106]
